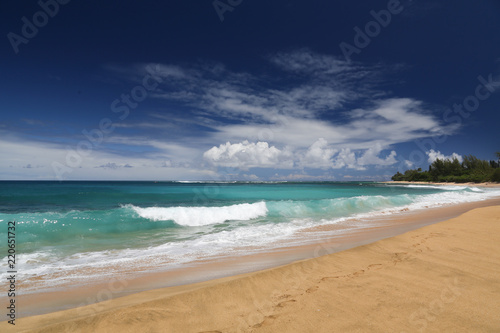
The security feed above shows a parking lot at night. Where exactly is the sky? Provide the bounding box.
[1,0,500,181]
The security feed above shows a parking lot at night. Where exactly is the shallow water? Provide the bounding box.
[1,181,499,293]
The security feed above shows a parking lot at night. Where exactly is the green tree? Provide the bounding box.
[391,171,404,181]
[391,152,499,183]
[492,169,500,182]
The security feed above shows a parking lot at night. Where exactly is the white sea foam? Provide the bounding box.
[388,184,491,193]
[390,184,469,191]
[129,202,268,226]
[336,187,500,223]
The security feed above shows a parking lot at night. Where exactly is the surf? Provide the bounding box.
[128,201,268,226]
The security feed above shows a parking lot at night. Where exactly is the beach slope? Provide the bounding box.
[4,206,500,332]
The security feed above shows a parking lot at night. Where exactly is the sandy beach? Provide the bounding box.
[3,202,500,332]
[383,180,500,188]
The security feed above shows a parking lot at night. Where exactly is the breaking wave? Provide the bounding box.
[129,202,268,226]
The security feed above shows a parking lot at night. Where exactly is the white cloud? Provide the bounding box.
[96,163,133,169]
[404,160,414,168]
[299,138,338,169]
[426,149,463,163]
[119,53,458,173]
[242,174,260,180]
[203,139,400,171]
[357,143,397,167]
[332,148,361,170]
[203,141,294,170]
[270,173,336,181]
[210,98,455,153]
[269,48,355,75]
[0,135,215,180]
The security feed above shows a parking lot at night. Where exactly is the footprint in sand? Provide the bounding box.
[273,294,292,301]
[276,299,297,308]
[351,270,365,277]
[319,270,343,280]
[252,315,277,328]
[392,252,409,265]
[306,286,319,293]
[367,264,383,270]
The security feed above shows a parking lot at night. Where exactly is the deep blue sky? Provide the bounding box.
[1,0,499,180]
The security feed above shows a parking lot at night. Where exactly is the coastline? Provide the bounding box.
[3,200,500,332]
[382,180,500,188]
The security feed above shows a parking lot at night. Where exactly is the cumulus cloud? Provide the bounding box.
[204,139,400,171]
[299,140,398,171]
[203,141,293,170]
[357,143,397,167]
[426,149,463,163]
[404,160,414,168]
[299,138,338,169]
[332,148,360,170]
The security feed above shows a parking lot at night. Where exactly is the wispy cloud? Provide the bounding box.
[0,133,215,180]
[1,49,462,179]
[269,48,354,75]
[96,163,133,169]
[101,49,460,173]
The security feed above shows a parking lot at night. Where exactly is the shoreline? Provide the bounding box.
[381,180,500,188]
[2,199,500,332]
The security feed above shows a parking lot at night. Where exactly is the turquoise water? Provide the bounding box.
[1,181,498,292]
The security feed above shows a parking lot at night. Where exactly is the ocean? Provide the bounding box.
[1,181,499,294]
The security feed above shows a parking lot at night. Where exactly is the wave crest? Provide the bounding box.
[129,202,268,226]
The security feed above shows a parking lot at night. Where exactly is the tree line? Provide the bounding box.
[392,152,500,183]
